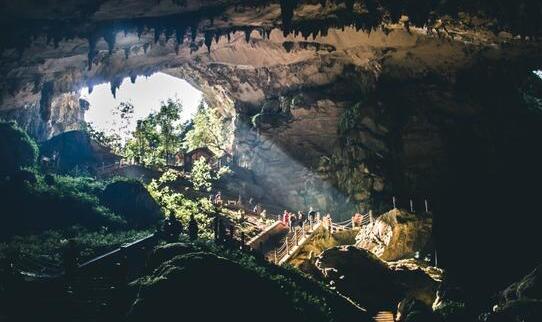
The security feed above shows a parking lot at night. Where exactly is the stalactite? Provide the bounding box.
[110,78,122,98]
[204,31,213,53]
[154,27,162,44]
[103,29,116,54]
[87,33,98,71]
[39,81,54,121]
[243,26,252,43]
[280,0,298,36]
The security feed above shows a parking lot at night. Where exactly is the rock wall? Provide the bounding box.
[355,209,433,261]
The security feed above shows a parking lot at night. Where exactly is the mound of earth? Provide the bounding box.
[129,250,372,322]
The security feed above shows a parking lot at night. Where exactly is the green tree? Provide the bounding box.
[124,98,187,167]
[83,122,122,153]
[155,98,182,165]
[147,169,213,238]
[125,117,161,166]
[184,102,230,156]
[190,158,214,192]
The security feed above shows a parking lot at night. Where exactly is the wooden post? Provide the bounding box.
[435,249,438,268]
[410,199,414,213]
[286,237,290,254]
[274,250,278,264]
[369,210,374,223]
[393,196,396,209]
[425,200,429,213]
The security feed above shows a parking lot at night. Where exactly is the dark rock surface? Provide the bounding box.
[101,180,162,228]
[314,246,440,312]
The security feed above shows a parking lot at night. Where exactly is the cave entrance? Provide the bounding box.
[80,72,202,143]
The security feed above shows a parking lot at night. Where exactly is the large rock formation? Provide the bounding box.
[356,209,433,261]
[1,0,542,295]
[314,246,440,312]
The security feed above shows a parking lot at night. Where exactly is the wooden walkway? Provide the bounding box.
[374,311,395,322]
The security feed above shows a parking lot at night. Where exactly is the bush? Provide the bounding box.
[0,173,124,239]
[0,121,38,177]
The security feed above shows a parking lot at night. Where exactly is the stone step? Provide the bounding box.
[373,311,395,322]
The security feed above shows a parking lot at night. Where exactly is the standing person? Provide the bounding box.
[163,213,183,243]
[297,211,304,227]
[308,209,315,223]
[188,214,199,241]
[62,239,79,280]
[218,219,226,244]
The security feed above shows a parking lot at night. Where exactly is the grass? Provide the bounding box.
[0,228,153,267]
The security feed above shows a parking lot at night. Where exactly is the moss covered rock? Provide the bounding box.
[101,179,162,228]
[0,121,38,177]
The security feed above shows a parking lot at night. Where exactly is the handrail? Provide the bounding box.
[78,233,156,269]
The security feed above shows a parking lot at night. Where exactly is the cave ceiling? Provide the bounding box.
[0,0,541,117]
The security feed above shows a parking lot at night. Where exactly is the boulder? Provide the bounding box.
[355,209,432,261]
[101,180,162,228]
[314,246,440,312]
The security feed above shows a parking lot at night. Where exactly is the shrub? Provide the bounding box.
[0,173,124,239]
[0,121,38,177]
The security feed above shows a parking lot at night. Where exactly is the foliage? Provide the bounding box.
[124,98,188,166]
[0,172,126,239]
[190,158,214,192]
[0,228,152,266]
[83,121,123,153]
[338,100,365,136]
[0,121,38,177]
[184,101,230,156]
[147,170,213,239]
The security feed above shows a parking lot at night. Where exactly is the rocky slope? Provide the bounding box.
[355,208,433,261]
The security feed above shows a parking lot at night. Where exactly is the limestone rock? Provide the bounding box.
[355,209,433,261]
[101,180,162,228]
[314,246,440,312]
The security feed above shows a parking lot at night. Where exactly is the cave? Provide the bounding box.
[2,1,542,321]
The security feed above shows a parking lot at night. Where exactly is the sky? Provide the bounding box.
[80,72,202,138]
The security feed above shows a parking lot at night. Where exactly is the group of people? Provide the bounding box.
[162,213,199,243]
[281,208,320,230]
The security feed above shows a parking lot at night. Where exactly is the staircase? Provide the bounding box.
[373,311,395,322]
